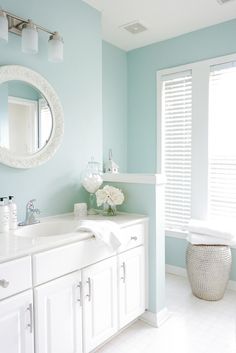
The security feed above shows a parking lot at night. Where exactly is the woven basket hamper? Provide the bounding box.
[186,244,232,301]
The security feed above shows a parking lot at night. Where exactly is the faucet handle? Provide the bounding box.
[29,199,36,204]
[27,199,36,208]
[19,199,40,226]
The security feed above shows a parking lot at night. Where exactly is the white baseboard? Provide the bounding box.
[166,264,187,278]
[140,308,171,328]
[166,264,236,292]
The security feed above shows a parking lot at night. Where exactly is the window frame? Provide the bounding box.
[156,53,236,239]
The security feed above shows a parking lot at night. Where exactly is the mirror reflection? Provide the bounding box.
[0,80,53,155]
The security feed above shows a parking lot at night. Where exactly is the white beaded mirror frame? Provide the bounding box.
[0,65,64,168]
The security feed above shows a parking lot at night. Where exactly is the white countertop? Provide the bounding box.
[0,212,148,264]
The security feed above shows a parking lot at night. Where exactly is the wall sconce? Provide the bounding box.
[0,9,64,62]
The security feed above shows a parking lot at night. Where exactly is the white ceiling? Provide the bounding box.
[83,0,236,51]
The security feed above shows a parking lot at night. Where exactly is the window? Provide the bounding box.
[208,62,236,220]
[158,53,236,233]
[162,71,192,231]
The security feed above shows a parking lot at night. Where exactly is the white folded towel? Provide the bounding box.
[187,232,236,246]
[188,219,236,241]
[77,220,122,251]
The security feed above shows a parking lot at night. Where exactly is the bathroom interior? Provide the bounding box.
[0,0,236,352]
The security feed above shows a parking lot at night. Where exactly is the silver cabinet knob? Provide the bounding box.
[0,279,9,288]
[131,236,138,241]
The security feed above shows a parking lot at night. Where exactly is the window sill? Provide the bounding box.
[165,229,236,249]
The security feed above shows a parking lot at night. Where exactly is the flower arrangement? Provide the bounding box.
[96,185,124,216]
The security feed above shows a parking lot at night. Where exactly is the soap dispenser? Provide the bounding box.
[8,196,18,230]
[0,197,9,233]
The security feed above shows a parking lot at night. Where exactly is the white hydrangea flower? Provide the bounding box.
[96,189,107,206]
[96,185,124,206]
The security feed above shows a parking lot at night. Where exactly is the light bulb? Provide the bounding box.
[21,19,38,54]
[48,32,63,63]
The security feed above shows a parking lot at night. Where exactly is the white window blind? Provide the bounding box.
[209,61,236,220]
[162,70,192,231]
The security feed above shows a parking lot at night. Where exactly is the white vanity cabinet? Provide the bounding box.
[34,271,83,353]
[0,256,33,353]
[0,256,32,300]
[118,246,145,329]
[0,290,34,353]
[82,257,118,353]
[0,215,148,353]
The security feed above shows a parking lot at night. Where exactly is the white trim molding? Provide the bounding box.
[140,308,171,328]
[166,264,188,277]
[166,232,236,249]
[103,173,166,185]
[166,264,236,292]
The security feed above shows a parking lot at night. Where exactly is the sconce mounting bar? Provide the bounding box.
[4,10,54,36]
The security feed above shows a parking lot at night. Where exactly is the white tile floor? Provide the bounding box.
[97,274,236,353]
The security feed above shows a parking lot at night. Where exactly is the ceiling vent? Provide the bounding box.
[217,0,235,4]
[120,21,147,34]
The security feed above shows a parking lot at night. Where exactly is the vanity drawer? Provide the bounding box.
[0,256,32,300]
[118,222,146,253]
[33,238,115,286]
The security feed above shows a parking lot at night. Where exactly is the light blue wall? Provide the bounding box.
[127,19,236,173]
[0,0,102,220]
[106,182,165,313]
[231,249,236,281]
[102,41,127,172]
[165,237,188,268]
[102,42,166,313]
[166,237,236,281]
[127,19,236,281]
[8,81,41,100]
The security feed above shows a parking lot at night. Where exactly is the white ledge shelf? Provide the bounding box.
[103,173,166,185]
[165,230,236,249]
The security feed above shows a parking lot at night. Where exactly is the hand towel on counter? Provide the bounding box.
[187,232,236,246]
[188,219,236,241]
[77,220,122,251]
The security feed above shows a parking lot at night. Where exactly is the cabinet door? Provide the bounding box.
[83,257,118,353]
[34,271,82,353]
[0,290,34,353]
[118,246,145,328]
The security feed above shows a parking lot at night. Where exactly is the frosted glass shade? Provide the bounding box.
[22,20,38,54]
[0,11,8,42]
[48,32,63,63]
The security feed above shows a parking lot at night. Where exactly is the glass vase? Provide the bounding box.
[88,193,97,215]
[103,203,117,216]
[81,158,103,215]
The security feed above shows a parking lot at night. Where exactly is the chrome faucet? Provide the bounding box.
[19,199,40,226]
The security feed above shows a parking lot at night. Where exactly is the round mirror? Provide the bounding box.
[0,81,53,155]
[0,65,64,168]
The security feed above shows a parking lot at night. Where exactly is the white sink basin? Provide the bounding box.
[14,221,79,238]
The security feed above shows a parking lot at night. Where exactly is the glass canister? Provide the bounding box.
[81,158,103,215]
